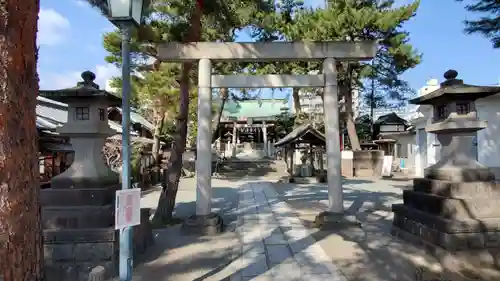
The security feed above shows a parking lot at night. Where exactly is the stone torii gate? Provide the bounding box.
[158,41,376,234]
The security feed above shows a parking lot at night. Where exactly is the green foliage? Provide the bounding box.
[275,113,296,138]
[458,0,500,48]
[101,0,278,139]
[252,0,422,107]
[131,144,144,181]
[355,114,373,142]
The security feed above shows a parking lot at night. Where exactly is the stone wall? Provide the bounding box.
[352,150,384,177]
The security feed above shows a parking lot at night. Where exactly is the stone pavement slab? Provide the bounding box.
[227,182,347,281]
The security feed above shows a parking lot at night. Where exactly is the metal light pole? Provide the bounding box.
[119,23,133,281]
[105,1,148,280]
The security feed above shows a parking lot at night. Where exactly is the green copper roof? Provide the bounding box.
[222,99,288,120]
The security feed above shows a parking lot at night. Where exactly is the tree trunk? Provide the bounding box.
[211,88,228,144]
[0,1,43,281]
[292,88,302,127]
[345,91,361,150]
[152,1,203,224]
[338,63,361,151]
[152,113,164,165]
[292,87,301,113]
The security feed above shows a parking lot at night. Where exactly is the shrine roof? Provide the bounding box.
[274,123,325,147]
[39,71,121,105]
[222,99,288,119]
[374,112,408,125]
[410,70,500,105]
[110,107,154,132]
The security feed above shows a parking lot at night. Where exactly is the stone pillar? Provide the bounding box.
[314,57,358,229]
[195,58,213,216]
[182,58,222,235]
[232,122,237,157]
[322,57,343,212]
[262,121,268,157]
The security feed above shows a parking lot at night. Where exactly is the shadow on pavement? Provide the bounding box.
[271,179,472,281]
[133,178,474,281]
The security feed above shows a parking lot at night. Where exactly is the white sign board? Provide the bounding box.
[115,188,141,230]
[381,155,393,177]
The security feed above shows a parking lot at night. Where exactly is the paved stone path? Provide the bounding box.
[228,181,346,281]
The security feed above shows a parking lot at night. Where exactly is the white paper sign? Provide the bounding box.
[382,155,393,177]
[115,188,141,230]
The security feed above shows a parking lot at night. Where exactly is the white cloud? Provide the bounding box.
[75,0,87,7]
[393,0,416,7]
[40,64,120,91]
[38,8,70,46]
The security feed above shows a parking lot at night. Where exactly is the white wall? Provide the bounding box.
[412,93,500,178]
[412,79,440,178]
[476,94,500,172]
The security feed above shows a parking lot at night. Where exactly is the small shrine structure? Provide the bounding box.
[217,99,284,159]
[392,70,500,277]
[274,123,326,183]
[39,71,153,281]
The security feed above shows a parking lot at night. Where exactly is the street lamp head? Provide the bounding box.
[106,0,149,27]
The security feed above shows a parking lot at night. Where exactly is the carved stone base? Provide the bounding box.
[43,209,154,281]
[393,204,500,234]
[425,166,495,182]
[392,225,500,280]
[393,206,500,250]
[181,213,223,236]
[42,186,154,281]
[313,211,361,230]
[413,178,500,198]
[402,189,500,219]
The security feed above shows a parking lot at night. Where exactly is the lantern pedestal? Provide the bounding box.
[392,70,500,278]
[40,71,154,281]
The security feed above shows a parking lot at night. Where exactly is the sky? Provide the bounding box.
[38,0,500,100]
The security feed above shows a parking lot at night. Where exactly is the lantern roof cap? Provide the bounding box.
[410,69,500,105]
[39,71,121,105]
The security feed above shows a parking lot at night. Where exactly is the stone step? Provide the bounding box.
[403,190,500,219]
[44,228,117,244]
[44,241,117,262]
[425,166,495,182]
[41,188,117,207]
[44,260,116,281]
[392,216,500,251]
[42,205,114,229]
[392,204,500,233]
[413,178,500,198]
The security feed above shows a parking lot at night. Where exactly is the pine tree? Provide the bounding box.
[0,1,43,281]
[281,0,422,149]
[458,0,500,48]
[99,0,276,224]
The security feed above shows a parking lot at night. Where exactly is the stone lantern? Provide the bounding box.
[392,70,500,277]
[39,71,153,281]
[40,70,121,188]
